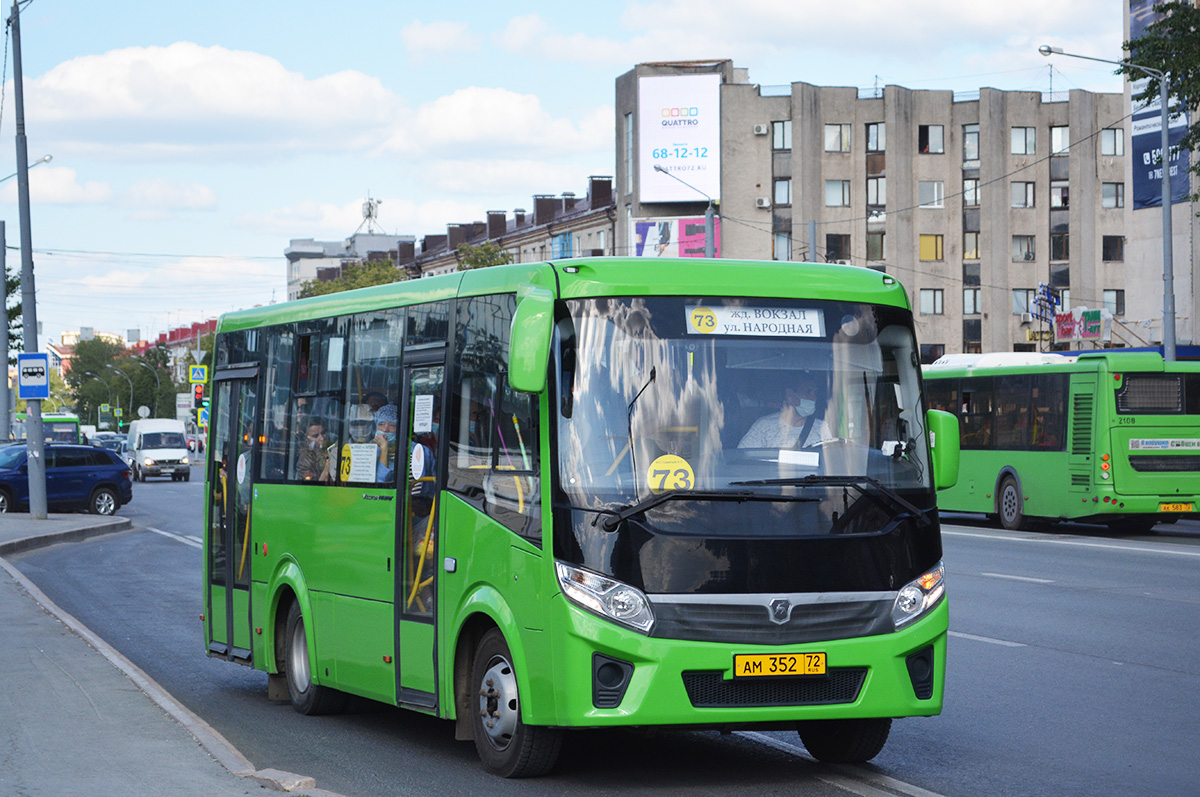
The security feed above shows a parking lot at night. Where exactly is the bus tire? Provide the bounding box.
[998,476,1026,531]
[471,628,563,778]
[797,717,891,763]
[284,602,347,716]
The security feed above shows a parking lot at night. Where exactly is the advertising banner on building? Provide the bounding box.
[1129,0,1190,210]
[638,74,721,203]
[1054,307,1113,343]
[633,217,721,257]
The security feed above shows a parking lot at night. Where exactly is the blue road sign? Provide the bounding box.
[198,407,210,427]
[17,353,50,400]
[189,365,208,384]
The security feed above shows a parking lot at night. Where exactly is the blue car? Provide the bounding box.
[0,443,133,515]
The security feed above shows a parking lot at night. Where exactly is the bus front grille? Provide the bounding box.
[649,598,893,645]
[1129,455,1200,472]
[681,668,866,707]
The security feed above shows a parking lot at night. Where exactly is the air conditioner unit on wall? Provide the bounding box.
[1021,313,1033,324]
[753,124,769,136]
[755,197,771,208]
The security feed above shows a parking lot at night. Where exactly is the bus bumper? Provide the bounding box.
[540,596,948,728]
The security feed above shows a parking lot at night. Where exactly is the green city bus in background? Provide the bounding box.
[203,258,959,776]
[923,351,1200,532]
[10,411,82,444]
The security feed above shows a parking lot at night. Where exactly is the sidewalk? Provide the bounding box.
[0,514,337,796]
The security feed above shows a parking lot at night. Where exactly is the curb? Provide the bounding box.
[1,530,339,795]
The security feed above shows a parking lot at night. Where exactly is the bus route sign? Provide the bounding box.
[17,353,50,400]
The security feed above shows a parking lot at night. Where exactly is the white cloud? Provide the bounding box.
[123,178,218,211]
[419,159,593,196]
[496,14,628,64]
[0,166,113,204]
[401,20,481,60]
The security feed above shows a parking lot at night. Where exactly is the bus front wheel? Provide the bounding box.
[470,628,563,778]
[998,476,1027,531]
[798,717,891,763]
[283,602,346,716]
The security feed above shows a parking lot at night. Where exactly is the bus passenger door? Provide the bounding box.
[396,357,444,709]
[206,373,259,663]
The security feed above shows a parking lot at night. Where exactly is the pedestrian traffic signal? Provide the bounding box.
[193,382,205,407]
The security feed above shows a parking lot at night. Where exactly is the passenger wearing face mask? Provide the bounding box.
[738,371,832,449]
[373,403,399,483]
[296,418,332,482]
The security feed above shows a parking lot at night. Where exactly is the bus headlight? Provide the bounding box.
[556,561,654,634]
[892,561,945,629]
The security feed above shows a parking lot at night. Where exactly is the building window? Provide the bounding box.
[1050,263,1070,289]
[1012,126,1036,155]
[920,344,945,364]
[867,176,886,206]
[866,122,885,152]
[825,179,851,207]
[1011,181,1035,208]
[1051,125,1070,154]
[919,234,944,261]
[825,234,850,262]
[963,319,982,353]
[1104,289,1126,315]
[1102,235,1124,262]
[1100,128,1125,156]
[963,262,980,286]
[1050,233,1070,261]
[918,124,944,154]
[624,113,633,193]
[1012,235,1035,261]
[963,232,980,260]
[1012,288,1035,315]
[964,288,982,315]
[1050,180,1069,209]
[824,123,850,152]
[963,123,980,163]
[918,181,945,208]
[1060,289,1071,312]
[774,232,792,261]
[773,121,792,151]
[963,178,980,207]
[774,178,792,205]
[920,289,944,315]
[867,231,886,261]
[1102,182,1125,209]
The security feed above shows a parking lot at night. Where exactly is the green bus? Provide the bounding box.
[203,258,959,776]
[11,411,82,444]
[923,351,1200,532]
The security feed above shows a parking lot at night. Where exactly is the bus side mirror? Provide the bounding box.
[925,409,960,490]
[508,286,554,394]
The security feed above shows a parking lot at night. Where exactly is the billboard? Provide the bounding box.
[1129,0,1190,210]
[638,74,721,203]
[633,217,721,258]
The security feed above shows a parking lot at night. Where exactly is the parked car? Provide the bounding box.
[0,443,133,515]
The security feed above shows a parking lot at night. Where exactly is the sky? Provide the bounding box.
[0,0,1126,352]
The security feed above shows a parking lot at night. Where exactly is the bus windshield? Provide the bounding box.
[557,296,930,523]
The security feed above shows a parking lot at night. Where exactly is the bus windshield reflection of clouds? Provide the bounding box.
[557,297,930,535]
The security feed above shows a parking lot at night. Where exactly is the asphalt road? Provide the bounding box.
[11,476,1200,795]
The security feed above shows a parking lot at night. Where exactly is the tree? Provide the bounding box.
[67,338,127,427]
[1121,2,1200,194]
[5,262,21,366]
[457,242,513,270]
[299,259,406,298]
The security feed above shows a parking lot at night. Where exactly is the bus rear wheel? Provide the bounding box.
[283,602,347,716]
[471,628,563,778]
[797,717,891,763]
[998,476,1027,531]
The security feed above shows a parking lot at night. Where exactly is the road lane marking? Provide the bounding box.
[980,572,1055,584]
[144,526,202,549]
[739,731,946,796]
[943,528,1200,558]
[949,631,1026,648]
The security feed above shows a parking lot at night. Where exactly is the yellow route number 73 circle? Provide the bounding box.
[646,454,695,494]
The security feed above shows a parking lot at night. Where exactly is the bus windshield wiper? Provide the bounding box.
[727,475,932,527]
[594,489,816,532]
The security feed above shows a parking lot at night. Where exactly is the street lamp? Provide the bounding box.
[83,371,113,428]
[0,154,51,184]
[133,357,162,417]
[1039,44,1176,361]
[652,164,717,257]
[106,364,134,427]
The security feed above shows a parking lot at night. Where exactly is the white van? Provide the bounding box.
[126,418,191,482]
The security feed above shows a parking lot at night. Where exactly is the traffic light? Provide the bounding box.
[193,382,205,408]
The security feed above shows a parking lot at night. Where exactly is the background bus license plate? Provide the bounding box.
[1160,502,1193,512]
[734,652,826,677]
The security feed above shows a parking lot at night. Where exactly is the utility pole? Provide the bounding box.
[0,220,8,441]
[10,1,46,517]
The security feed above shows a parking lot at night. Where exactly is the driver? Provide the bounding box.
[738,371,832,449]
